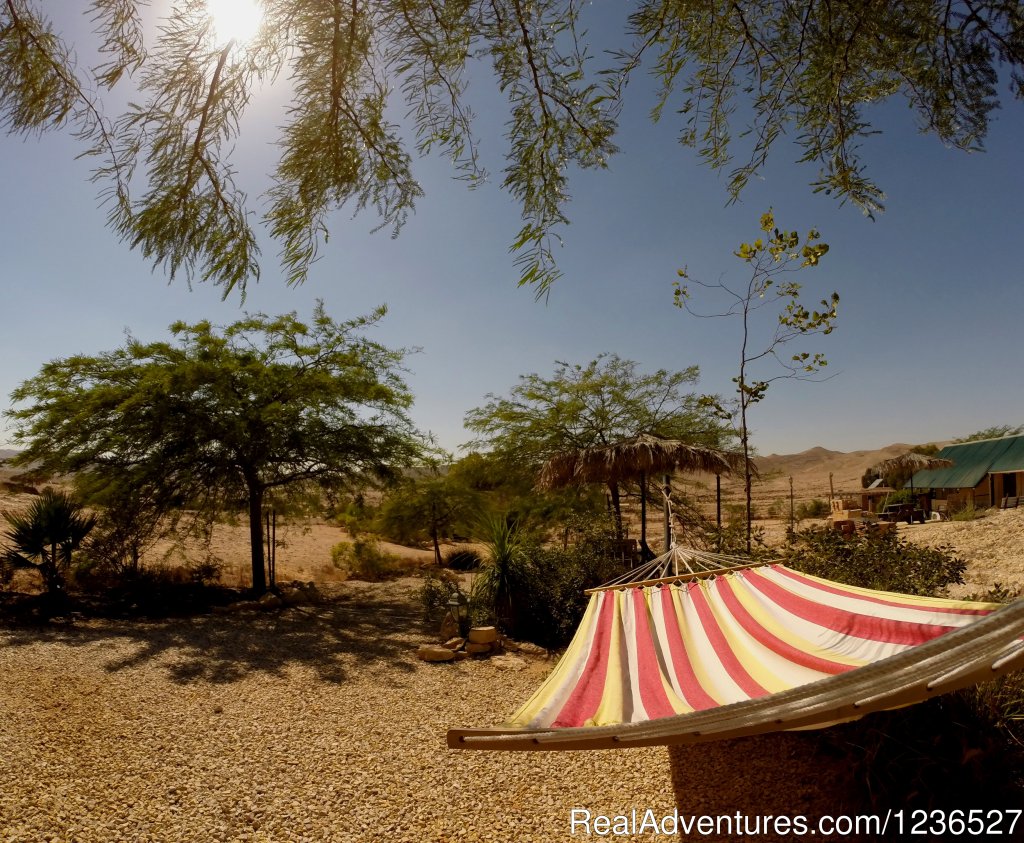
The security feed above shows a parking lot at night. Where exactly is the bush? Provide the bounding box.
[420,568,464,620]
[795,498,829,519]
[331,538,412,581]
[785,528,966,596]
[950,500,985,521]
[443,548,483,571]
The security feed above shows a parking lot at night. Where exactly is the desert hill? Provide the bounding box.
[682,442,934,509]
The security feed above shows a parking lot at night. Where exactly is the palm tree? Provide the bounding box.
[2,488,96,595]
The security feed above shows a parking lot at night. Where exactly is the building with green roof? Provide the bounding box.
[910,434,1024,509]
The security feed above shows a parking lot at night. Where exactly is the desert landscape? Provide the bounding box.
[3,442,1023,841]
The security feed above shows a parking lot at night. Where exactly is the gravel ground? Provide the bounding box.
[0,579,674,843]
[897,506,1024,597]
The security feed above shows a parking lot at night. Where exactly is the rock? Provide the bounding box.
[490,655,527,671]
[452,651,469,661]
[226,600,259,613]
[464,642,492,655]
[280,587,309,606]
[258,593,283,609]
[415,645,455,663]
[467,626,498,644]
[442,637,465,651]
[439,612,460,641]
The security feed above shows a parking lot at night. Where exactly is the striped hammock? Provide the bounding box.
[449,550,1024,751]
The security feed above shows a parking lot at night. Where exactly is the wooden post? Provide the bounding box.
[716,473,722,554]
[663,474,672,552]
[789,476,795,531]
[829,472,834,502]
[639,471,647,553]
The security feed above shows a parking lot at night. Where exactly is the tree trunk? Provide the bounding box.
[431,526,442,567]
[247,482,267,594]
[608,481,623,541]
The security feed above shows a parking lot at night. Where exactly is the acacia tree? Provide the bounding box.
[6,302,420,593]
[1,2,1021,296]
[464,354,732,537]
[675,210,837,552]
[375,460,479,565]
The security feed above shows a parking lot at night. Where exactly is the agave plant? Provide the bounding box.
[2,488,96,594]
[471,513,528,632]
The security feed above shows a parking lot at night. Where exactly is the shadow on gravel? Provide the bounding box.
[0,584,433,686]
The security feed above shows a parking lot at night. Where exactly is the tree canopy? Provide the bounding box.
[6,302,420,593]
[465,354,729,458]
[3,1,1021,295]
[464,354,732,535]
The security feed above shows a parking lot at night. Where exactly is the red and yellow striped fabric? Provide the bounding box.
[507,565,998,730]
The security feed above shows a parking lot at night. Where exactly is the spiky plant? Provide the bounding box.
[2,488,96,594]
[471,513,527,632]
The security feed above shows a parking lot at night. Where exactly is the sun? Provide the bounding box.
[205,0,264,45]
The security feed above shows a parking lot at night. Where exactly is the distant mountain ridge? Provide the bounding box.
[713,443,927,501]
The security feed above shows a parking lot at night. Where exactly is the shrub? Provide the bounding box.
[950,501,984,521]
[795,498,829,519]
[501,543,625,647]
[470,514,529,630]
[785,528,966,596]
[331,538,411,581]
[420,568,464,620]
[443,548,483,571]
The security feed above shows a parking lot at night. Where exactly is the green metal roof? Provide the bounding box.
[909,436,1024,489]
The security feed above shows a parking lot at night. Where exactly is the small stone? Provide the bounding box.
[512,641,548,657]
[490,655,527,671]
[464,642,492,655]
[467,626,498,644]
[442,637,465,651]
[452,651,469,661]
[258,593,283,609]
[416,645,455,662]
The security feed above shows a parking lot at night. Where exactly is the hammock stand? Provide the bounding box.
[448,547,1024,751]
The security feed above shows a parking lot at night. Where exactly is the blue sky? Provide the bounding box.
[2,4,1023,457]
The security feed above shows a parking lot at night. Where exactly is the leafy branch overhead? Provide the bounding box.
[2,1,1023,295]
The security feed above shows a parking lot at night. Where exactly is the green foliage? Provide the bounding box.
[2,487,96,594]
[795,498,829,519]
[950,501,985,522]
[375,465,479,564]
[419,568,464,621]
[785,528,966,596]
[882,488,918,507]
[676,210,836,552]
[504,544,623,648]
[443,548,483,571]
[4,4,1021,294]
[331,538,411,582]
[465,354,732,539]
[466,354,729,459]
[7,303,420,594]
[333,493,378,538]
[470,514,529,631]
[956,425,1024,443]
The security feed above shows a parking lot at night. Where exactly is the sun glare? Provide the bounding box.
[205,0,264,45]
